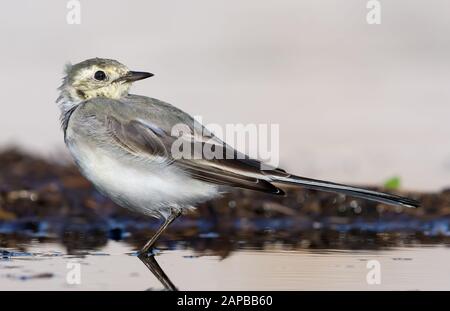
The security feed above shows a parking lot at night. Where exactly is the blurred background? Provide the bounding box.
[0,0,449,190]
[1,1,450,290]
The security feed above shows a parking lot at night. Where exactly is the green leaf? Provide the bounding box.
[384,176,401,190]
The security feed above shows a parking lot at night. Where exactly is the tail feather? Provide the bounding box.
[273,175,419,208]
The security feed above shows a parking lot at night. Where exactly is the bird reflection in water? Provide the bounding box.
[138,253,178,291]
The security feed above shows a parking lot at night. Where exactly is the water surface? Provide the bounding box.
[2,241,450,290]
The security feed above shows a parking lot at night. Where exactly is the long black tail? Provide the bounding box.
[272,174,419,208]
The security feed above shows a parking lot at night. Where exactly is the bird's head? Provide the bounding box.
[57,58,153,113]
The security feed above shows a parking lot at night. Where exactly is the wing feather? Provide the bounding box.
[104,113,284,195]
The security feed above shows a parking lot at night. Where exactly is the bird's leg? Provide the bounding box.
[139,208,182,255]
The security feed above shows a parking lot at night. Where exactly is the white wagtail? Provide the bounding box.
[57,58,419,255]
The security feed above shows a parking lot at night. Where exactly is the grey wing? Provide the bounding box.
[106,116,169,158]
[100,103,284,195]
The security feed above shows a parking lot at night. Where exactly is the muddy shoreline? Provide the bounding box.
[1,148,449,254]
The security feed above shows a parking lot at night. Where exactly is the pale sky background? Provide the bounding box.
[0,0,449,191]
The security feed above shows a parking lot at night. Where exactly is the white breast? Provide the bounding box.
[67,140,219,219]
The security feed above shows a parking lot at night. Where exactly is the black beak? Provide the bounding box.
[115,71,154,83]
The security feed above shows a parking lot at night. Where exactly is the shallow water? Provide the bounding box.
[1,241,450,290]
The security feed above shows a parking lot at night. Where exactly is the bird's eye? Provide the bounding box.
[94,70,107,81]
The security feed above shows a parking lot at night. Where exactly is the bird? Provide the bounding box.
[57,58,419,255]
